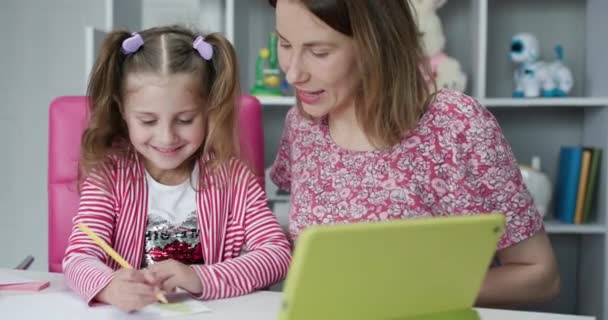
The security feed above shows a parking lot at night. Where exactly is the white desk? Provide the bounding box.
[0,269,595,320]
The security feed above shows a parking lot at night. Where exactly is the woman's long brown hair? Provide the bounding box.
[270,0,434,148]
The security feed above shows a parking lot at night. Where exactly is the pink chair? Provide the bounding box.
[47,95,265,272]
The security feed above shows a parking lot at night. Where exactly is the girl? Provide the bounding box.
[63,25,291,312]
[268,0,559,307]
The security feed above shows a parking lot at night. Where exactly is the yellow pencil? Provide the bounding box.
[77,223,168,304]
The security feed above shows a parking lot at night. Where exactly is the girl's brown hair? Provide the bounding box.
[270,0,434,148]
[81,25,239,180]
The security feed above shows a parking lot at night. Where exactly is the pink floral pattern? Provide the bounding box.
[270,89,543,250]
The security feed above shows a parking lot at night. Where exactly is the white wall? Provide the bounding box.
[142,0,223,32]
[0,0,107,270]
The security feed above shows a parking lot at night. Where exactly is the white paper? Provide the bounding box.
[0,290,211,320]
[0,273,38,285]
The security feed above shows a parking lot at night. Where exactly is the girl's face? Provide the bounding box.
[275,0,360,118]
[123,73,206,182]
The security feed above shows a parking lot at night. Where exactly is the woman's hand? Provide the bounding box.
[147,259,203,295]
[95,268,159,312]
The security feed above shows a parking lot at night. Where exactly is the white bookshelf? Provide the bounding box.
[544,221,607,235]
[444,0,608,318]
[482,98,608,108]
[256,96,296,106]
[101,0,608,318]
[255,96,608,109]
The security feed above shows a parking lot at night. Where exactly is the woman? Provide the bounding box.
[268,0,559,307]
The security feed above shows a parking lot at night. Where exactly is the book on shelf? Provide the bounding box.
[555,146,602,224]
[583,148,602,223]
[573,149,591,224]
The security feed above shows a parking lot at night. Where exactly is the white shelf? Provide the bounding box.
[544,220,607,234]
[256,96,608,108]
[255,96,296,106]
[481,97,608,108]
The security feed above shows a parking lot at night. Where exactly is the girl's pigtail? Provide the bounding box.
[199,33,240,168]
[80,31,132,181]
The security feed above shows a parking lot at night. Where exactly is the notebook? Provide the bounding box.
[279,213,505,320]
[0,273,50,291]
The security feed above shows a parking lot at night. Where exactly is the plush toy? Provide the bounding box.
[410,0,467,92]
[510,33,574,98]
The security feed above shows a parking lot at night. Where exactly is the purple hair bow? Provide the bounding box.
[193,36,213,60]
[121,32,144,54]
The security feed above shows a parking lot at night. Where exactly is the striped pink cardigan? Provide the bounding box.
[63,152,291,303]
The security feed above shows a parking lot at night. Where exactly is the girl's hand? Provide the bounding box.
[95,268,159,312]
[146,259,203,295]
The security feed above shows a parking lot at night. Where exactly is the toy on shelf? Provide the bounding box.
[250,32,286,96]
[410,0,467,92]
[510,33,574,98]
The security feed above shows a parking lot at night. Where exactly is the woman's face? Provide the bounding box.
[275,0,361,118]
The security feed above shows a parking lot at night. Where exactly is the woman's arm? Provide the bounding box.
[446,93,560,307]
[477,229,560,307]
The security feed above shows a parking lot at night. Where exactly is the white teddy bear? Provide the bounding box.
[410,0,467,93]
